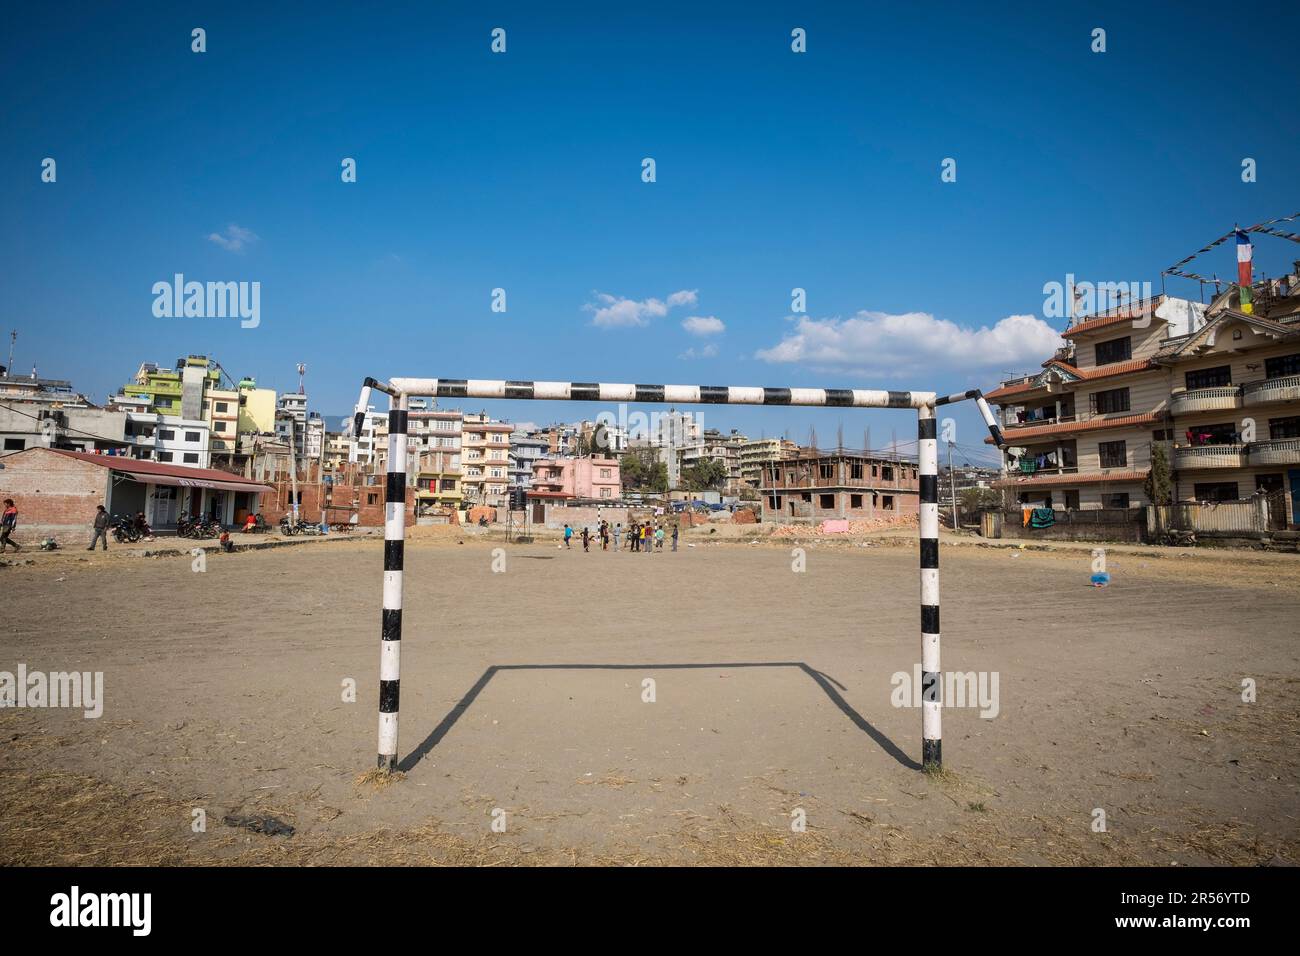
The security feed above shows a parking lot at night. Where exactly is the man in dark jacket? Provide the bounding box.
[88,505,109,551]
[1,499,18,552]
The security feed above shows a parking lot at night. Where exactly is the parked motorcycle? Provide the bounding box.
[110,514,141,544]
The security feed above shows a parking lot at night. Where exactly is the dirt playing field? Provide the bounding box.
[2,531,1298,866]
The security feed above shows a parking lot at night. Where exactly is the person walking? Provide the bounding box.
[0,499,19,553]
[671,522,679,552]
[613,522,621,551]
[581,526,591,552]
[563,523,573,549]
[88,505,110,551]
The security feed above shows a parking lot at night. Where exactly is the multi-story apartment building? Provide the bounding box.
[236,377,277,435]
[461,412,512,507]
[409,409,463,512]
[986,266,1300,523]
[276,392,308,459]
[509,429,550,500]
[678,428,748,494]
[739,437,800,488]
[121,356,265,469]
[759,450,921,522]
[0,372,127,454]
[528,457,621,502]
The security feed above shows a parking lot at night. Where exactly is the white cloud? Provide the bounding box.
[755,310,1062,379]
[585,289,699,329]
[681,315,725,336]
[207,224,259,253]
[678,344,719,360]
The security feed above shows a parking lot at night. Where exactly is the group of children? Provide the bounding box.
[563,519,679,553]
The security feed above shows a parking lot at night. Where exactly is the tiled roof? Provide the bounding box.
[1062,297,1165,338]
[1046,358,1157,380]
[988,411,1162,444]
[984,380,1040,401]
[992,469,1149,489]
[49,449,271,487]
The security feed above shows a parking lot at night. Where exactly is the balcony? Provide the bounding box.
[1173,444,1246,470]
[1248,438,1300,466]
[1169,387,1241,416]
[1242,375,1300,407]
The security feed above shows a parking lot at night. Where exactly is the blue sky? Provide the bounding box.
[3,1,1297,463]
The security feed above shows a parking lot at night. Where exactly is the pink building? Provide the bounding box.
[529,457,621,502]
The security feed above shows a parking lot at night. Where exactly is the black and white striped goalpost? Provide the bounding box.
[356,376,1004,773]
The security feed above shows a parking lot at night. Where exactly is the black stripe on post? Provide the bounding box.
[824,388,854,406]
[763,387,791,404]
[382,607,402,641]
[437,379,468,398]
[699,385,729,403]
[918,417,937,440]
[505,381,535,399]
[921,671,941,703]
[920,537,939,569]
[634,384,665,403]
[386,472,406,503]
[921,604,940,634]
[887,391,913,408]
[352,412,365,437]
[570,382,600,402]
[989,424,1005,447]
[383,539,404,571]
[922,739,941,767]
[379,679,400,713]
[920,474,939,503]
[388,409,408,433]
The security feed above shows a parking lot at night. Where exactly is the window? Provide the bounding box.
[1152,429,1173,441]
[1185,365,1231,390]
[367,493,378,505]
[157,451,174,462]
[213,401,227,413]
[1269,417,1300,439]
[1101,493,1130,508]
[159,429,175,441]
[600,487,611,498]
[1186,423,1237,446]
[1091,387,1130,415]
[1095,336,1132,365]
[214,422,227,432]
[3,438,24,450]
[850,494,863,508]
[819,494,835,509]
[882,465,894,481]
[1193,482,1238,502]
[1098,440,1127,468]
[819,463,834,479]
[882,495,894,510]
[600,468,611,479]
[850,462,863,479]
[1265,353,1300,379]
[1256,474,1284,494]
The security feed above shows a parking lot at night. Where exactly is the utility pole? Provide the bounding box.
[6,330,14,379]
[947,439,959,530]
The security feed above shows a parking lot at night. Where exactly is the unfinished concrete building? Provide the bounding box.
[758,450,921,522]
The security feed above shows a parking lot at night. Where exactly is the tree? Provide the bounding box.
[960,486,1002,513]
[682,458,727,491]
[1144,442,1173,506]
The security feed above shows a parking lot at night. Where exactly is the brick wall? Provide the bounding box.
[0,448,110,538]
[263,477,415,527]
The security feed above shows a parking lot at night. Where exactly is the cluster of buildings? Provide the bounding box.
[985,252,1300,528]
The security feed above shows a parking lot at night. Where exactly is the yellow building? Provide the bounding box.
[237,378,277,434]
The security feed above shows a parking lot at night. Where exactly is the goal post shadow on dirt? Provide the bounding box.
[396,661,922,773]
[355,376,1005,775]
